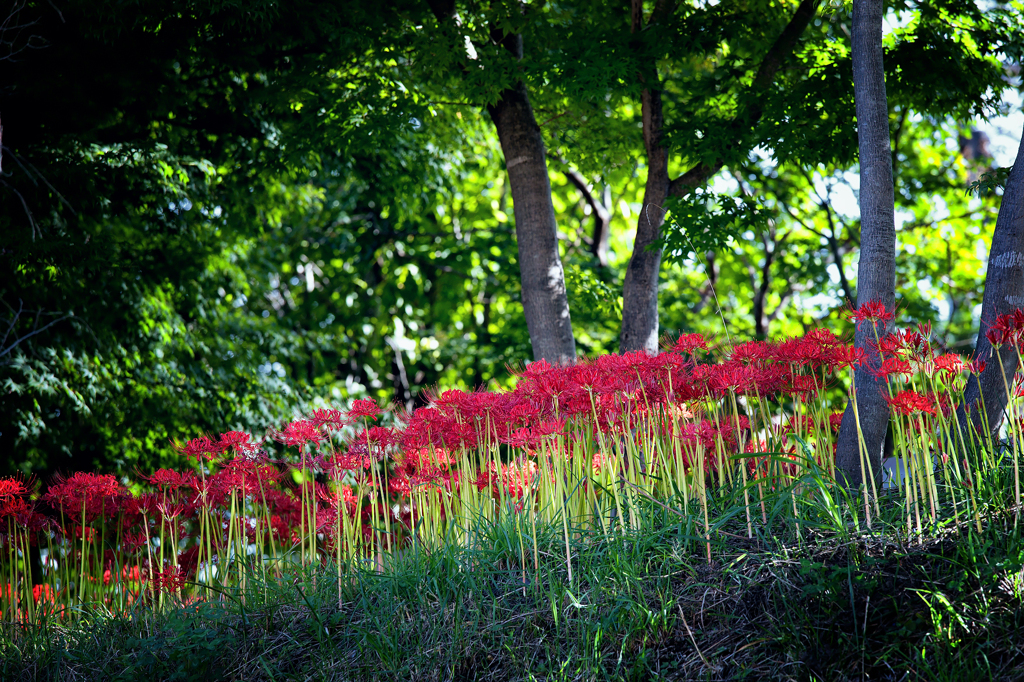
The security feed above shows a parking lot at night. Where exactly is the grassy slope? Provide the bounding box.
[4,505,1024,682]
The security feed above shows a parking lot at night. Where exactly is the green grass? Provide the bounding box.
[5,497,1024,682]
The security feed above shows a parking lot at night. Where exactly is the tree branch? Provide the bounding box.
[0,312,72,363]
[668,0,818,196]
[553,159,612,266]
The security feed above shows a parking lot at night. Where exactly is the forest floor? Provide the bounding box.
[4,507,1024,682]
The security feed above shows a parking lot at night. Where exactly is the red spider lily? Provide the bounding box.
[871,357,913,379]
[829,412,845,431]
[847,301,894,325]
[208,458,282,500]
[774,330,841,368]
[316,483,358,514]
[876,328,926,360]
[783,374,823,397]
[0,498,53,538]
[104,565,143,585]
[323,450,371,475]
[506,400,541,425]
[933,354,967,376]
[473,459,537,499]
[388,474,412,497]
[32,584,54,604]
[155,501,192,521]
[0,477,29,505]
[502,426,543,449]
[355,426,400,461]
[178,435,225,463]
[984,310,1024,347]
[731,340,776,364]
[349,399,383,420]
[672,333,709,355]
[150,566,189,594]
[826,344,866,370]
[217,431,262,458]
[276,420,325,448]
[43,472,128,521]
[885,390,936,416]
[310,408,350,430]
[144,469,199,491]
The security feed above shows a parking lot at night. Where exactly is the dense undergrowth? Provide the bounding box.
[3,502,1024,681]
[6,307,1024,679]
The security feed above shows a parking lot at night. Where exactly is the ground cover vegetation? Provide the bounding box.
[4,312,1024,678]
[3,0,1024,678]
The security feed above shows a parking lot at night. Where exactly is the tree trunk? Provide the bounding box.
[620,0,817,353]
[621,84,670,353]
[487,73,576,365]
[959,131,1024,443]
[834,0,897,490]
[426,0,576,365]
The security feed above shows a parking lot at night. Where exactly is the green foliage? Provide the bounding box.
[968,166,1013,196]
[655,189,773,260]
[2,0,1022,476]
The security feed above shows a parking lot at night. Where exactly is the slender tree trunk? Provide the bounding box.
[426,0,576,365]
[834,0,897,490]
[562,167,612,267]
[620,82,670,353]
[620,0,817,353]
[959,131,1024,441]
[487,74,576,364]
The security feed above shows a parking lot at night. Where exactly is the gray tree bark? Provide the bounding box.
[487,70,576,365]
[958,131,1024,444]
[426,0,576,365]
[834,0,897,490]
[619,0,817,353]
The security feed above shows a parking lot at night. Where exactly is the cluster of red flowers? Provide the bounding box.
[986,310,1024,348]
[0,319,1004,613]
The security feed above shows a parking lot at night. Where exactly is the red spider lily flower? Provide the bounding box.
[876,329,924,359]
[885,390,936,416]
[0,477,29,505]
[43,472,128,520]
[144,469,199,490]
[672,333,708,355]
[32,584,54,604]
[209,459,282,500]
[871,357,913,378]
[217,431,263,458]
[971,358,987,374]
[276,420,325,448]
[178,435,225,462]
[310,408,349,430]
[731,341,776,364]
[315,483,358,513]
[933,354,966,376]
[984,311,1024,347]
[986,325,1012,347]
[155,501,191,521]
[829,412,845,431]
[502,426,542,449]
[388,474,412,497]
[150,566,189,594]
[827,344,866,370]
[506,399,541,424]
[324,450,370,475]
[349,399,383,420]
[0,498,53,535]
[783,374,822,397]
[847,301,894,325]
